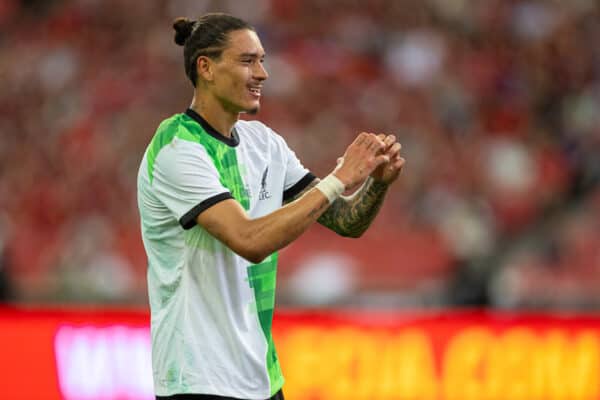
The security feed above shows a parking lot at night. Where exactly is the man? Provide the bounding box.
[137,13,404,400]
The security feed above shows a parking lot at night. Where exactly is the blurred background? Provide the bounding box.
[1,0,600,310]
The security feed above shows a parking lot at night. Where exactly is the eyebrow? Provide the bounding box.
[238,52,266,59]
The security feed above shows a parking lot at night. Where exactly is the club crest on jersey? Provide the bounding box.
[259,166,271,200]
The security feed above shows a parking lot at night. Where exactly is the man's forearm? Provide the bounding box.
[200,186,332,264]
[317,177,389,237]
[244,188,332,260]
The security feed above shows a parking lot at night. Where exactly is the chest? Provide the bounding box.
[236,141,286,218]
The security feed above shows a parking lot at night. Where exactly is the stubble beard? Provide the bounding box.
[247,106,260,115]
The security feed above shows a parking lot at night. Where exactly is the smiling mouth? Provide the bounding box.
[248,86,262,97]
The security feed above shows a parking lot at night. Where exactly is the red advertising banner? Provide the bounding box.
[1,306,600,400]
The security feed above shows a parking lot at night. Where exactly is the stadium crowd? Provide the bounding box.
[1,0,599,307]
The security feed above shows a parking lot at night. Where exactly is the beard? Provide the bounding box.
[246,105,260,115]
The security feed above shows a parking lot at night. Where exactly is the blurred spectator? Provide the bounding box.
[1,0,599,308]
[490,187,600,309]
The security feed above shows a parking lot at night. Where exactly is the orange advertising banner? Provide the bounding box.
[275,310,600,400]
[1,306,600,400]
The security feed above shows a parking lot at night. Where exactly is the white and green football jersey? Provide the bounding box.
[137,109,314,398]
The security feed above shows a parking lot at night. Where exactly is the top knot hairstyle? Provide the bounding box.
[173,13,254,87]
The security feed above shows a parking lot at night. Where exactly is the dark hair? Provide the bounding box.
[173,13,254,87]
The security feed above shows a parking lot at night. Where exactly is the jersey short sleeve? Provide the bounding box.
[151,137,232,229]
[268,129,316,202]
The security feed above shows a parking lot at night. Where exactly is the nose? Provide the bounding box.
[254,61,268,81]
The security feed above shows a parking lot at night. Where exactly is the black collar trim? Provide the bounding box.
[185,108,240,147]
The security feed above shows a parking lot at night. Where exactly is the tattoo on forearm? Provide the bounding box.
[317,179,388,237]
[289,178,389,237]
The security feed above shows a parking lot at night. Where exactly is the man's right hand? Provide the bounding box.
[333,132,389,190]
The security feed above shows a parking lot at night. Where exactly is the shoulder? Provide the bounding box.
[152,113,186,145]
[152,113,206,151]
[155,113,184,135]
[148,115,210,167]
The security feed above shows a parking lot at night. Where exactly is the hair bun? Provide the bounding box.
[173,17,195,46]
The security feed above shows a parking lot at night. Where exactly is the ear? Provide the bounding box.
[196,56,214,82]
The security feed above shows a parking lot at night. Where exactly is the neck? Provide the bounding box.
[190,93,239,138]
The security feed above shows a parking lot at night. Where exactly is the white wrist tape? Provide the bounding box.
[315,174,345,204]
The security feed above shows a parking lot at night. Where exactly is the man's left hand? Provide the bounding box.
[370,134,405,184]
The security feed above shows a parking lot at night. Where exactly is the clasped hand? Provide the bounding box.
[370,133,405,184]
[333,132,405,190]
